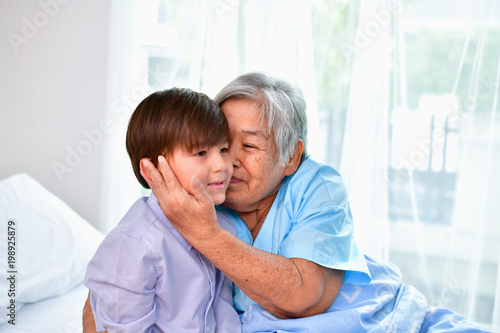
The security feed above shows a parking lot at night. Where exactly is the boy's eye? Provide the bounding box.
[194,151,206,157]
[220,147,229,153]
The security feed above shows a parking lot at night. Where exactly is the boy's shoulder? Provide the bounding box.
[104,196,159,240]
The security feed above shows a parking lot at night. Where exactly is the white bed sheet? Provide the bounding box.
[0,283,88,332]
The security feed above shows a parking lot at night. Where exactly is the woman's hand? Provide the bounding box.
[140,156,223,243]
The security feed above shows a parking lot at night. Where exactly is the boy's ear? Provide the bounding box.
[284,139,304,176]
[140,158,153,187]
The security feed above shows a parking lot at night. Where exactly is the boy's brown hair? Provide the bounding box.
[126,88,229,189]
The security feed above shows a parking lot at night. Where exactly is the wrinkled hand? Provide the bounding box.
[140,156,222,244]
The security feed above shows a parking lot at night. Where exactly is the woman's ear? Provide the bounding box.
[284,139,305,176]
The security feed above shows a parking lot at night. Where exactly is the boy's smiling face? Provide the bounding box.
[168,142,233,205]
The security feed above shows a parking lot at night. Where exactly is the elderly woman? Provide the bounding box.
[141,72,371,318]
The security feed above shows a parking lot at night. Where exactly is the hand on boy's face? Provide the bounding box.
[141,155,223,243]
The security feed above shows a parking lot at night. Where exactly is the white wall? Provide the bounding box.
[0,0,112,228]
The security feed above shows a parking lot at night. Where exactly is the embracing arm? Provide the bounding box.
[83,292,105,333]
[195,227,344,318]
[141,157,344,318]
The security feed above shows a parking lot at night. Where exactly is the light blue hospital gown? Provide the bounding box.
[218,157,488,333]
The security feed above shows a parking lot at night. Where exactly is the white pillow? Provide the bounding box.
[0,173,104,324]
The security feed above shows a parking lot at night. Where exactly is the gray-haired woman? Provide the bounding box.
[142,72,371,320]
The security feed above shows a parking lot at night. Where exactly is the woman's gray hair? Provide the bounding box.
[214,72,308,166]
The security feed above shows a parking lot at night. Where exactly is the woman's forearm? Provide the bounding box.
[82,292,107,333]
[191,228,344,319]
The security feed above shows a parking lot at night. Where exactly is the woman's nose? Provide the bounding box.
[228,145,239,168]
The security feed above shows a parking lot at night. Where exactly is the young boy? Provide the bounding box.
[84,88,241,332]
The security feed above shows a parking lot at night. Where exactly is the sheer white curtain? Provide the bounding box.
[338,0,500,328]
[99,0,152,233]
[443,5,500,324]
[394,0,498,328]
[101,0,500,329]
[338,0,392,260]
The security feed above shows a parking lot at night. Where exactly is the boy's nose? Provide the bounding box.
[212,153,227,172]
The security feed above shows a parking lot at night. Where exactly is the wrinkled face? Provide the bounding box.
[168,143,233,205]
[221,99,288,213]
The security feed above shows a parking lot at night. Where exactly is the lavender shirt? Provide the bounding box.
[84,194,241,333]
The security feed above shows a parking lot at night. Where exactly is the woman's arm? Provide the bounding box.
[141,157,344,318]
[195,227,344,318]
[82,293,105,333]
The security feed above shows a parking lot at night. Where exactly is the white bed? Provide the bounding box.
[0,173,104,332]
[1,283,89,332]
